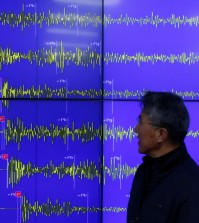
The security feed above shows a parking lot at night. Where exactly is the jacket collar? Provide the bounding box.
[142,143,189,173]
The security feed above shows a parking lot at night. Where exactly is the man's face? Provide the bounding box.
[134,111,160,156]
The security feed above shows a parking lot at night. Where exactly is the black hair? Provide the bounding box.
[141,91,190,144]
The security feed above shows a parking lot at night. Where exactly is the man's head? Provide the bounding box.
[134,91,190,157]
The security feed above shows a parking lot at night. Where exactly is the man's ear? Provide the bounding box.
[157,128,168,143]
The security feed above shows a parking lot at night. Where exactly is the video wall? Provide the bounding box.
[0,0,199,223]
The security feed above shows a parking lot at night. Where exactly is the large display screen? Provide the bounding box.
[0,0,199,223]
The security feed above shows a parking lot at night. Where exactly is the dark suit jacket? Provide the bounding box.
[127,143,199,223]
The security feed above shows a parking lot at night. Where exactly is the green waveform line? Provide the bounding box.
[9,158,100,187]
[1,5,199,29]
[104,12,199,28]
[0,42,101,72]
[171,89,199,99]
[2,80,103,102]
[105,89,199,99]
[2,80,66,99]
[1,45,198,69]
[1,79,144,100]
[6,118,103,149]
[186,130,199,138]
[103,89,146,99]
[104,52,199,66]
[21,195,101,222]
[103,124,136,142]
[21,195,127,222]
[8,156,138,187]
[0,4,102,30]
[102,206,127,213]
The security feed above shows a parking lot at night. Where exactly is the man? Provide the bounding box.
[127,91,199,223]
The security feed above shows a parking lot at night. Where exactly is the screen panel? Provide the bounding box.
[0,100,103,223]
[104,0,199,100]
[103,100,199,223]
[0,0,102,100]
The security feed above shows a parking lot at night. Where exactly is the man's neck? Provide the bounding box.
[148,142,181,158]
